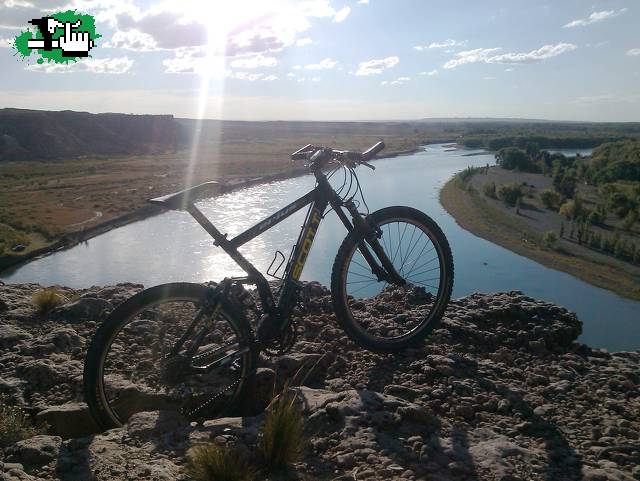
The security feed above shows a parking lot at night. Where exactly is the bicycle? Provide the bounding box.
[83,141,454,430]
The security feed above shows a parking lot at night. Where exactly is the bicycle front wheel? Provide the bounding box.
[331,206,454,353]
[83,283,256,430]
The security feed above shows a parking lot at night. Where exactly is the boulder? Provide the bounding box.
[127,410,188,440]
[35,402,100,439]
[0,325,31,349]
[7,435,62,467]
[52,297,113,322]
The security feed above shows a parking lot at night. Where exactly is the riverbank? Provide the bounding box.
[0,146,425,275]
[440,174,640,301]
[0,281,638,480]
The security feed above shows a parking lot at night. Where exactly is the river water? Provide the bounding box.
[2,145,638,351]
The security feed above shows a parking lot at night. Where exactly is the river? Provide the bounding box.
[2,145,638,351]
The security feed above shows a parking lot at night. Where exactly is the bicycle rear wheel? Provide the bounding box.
[83,283,256,430]
[331,206,454,353]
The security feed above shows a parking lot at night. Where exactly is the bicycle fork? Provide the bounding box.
[343,200,406,285]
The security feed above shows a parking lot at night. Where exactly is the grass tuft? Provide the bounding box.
[0,396,47,448]
[259,387,304,473]
[31,287,66,315]
[187,443,254,481]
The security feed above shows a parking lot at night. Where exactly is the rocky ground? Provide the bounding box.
[0,281,639,481]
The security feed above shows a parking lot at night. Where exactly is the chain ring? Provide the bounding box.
[263,320,298,357]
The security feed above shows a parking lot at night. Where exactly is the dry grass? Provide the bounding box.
[0,396,47,448]
[31,287,66,315]
[259,386,304,473]
[186,443,254,481]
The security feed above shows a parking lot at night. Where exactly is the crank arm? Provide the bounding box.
[190,346,249,372]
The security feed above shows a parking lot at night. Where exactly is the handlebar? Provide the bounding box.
[290,141,385,170]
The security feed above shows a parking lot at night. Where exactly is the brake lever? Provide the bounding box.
[361,161,376,170]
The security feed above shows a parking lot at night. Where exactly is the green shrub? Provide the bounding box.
[482,181,497,199]
[559,197,583,220]
[496,182,523,206]
[620,211,637,231]
[540,188,561,210]
[187,443,254,481]
[31,287,66,315]
[456,166,482,186]
[542,231,557,248]
[0,396,46,448]
[260,388,304,472]
[588,210,604,226]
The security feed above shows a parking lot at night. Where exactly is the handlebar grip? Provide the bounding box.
[291,143,314,161]
[362,141,385,161]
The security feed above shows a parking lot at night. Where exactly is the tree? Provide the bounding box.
[496,182,523,206]
[497,148,540,173]
[543,231,557,248]
[540,188,561,210]
[553,171,577,199]
[559,221,565,238]
[483,181,497,199]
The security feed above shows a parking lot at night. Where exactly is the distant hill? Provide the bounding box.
[0,109,182,161]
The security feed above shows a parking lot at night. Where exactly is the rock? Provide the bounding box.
[127,410,188,440]
[8,435,62,467]
[582,466,635,481]
[51,297,113,322]
[528,339,547,354]
[35,402,100,439]
[0,325,31,348]
[0,283,637,481]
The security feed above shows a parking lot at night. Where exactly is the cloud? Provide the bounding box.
[262,74,278,81]
[381,76,410,86]
[0,36,12,48]
[103,29,157,51]
[414,39,465,51]
[27,57,134,74]
[296,37,312,47]
[162,47,215,74]
[358,0,369,4]
[0,0,64,28]
[444,43,577,69]
[355,56,399,76]
[627,49,640,57]
[443,47,500,69]
[228,71,266,81]
[563,8,627,28]
[115,10,207,50]
[304,57,337,70]
[103,0,352,61]
[230,54,277,69]
[332,6,351,23]
[419,69,438,76]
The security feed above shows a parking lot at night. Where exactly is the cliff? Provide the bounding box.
[0,109,181,161]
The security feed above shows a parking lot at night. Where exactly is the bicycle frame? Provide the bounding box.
[184,169,403,338]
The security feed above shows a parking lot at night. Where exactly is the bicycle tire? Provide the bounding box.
[83,282,256,430]
[331,206,454,353]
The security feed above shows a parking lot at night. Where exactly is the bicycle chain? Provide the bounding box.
[184,377,241,418]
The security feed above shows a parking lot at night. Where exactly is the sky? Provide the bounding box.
[0,0,639,121]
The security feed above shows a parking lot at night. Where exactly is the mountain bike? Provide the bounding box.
[83,141,454,429]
